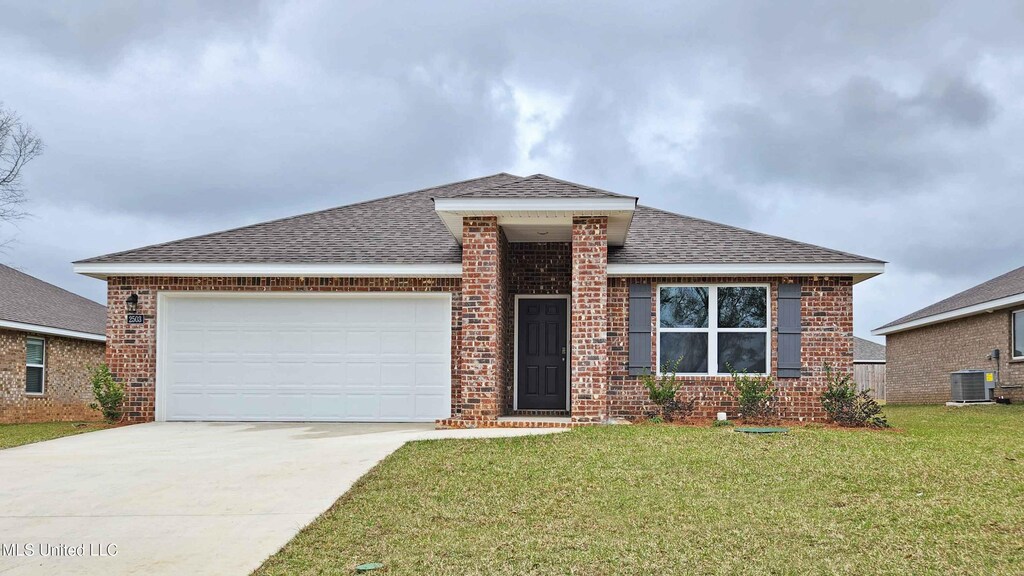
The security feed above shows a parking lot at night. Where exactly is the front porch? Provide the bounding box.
[447,213,616,427]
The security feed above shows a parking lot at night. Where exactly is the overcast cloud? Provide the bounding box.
[2,0,1023,342]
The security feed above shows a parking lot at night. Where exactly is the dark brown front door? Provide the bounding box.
[517,298,568,410]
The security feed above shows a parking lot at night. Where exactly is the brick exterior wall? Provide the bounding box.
[106,276,461,422]
[502,242,572,412]
[886,309,1024,403]
[570,217,609,423]
[458,217,508,421]
[0,328,105,423]
[100,249,857,423]
[607,276,853,421]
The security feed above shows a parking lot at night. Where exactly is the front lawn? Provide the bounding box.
[257,406,1024,575]
[0,421,112,449]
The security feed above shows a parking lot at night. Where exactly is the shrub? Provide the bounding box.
[820,364,888,428]
[640,359,696,422]
[89,364,125,423]
[730,368,777,422]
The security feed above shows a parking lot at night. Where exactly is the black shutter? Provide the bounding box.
[777,283,802,378]
[628,283,653,376]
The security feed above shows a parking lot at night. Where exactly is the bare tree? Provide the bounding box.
[0,103,44,224]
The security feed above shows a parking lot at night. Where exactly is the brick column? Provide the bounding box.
[570,216,609,423]
[459,217,504,421]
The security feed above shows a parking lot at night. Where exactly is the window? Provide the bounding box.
[25,337,45,395]
[1014,310,1024,360]
[658,285,770,375]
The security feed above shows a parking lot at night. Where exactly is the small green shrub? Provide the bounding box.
[730,368,777,422]
[89,364,125,423]
[640,359,696,422]
[820,364,889,428]
[711,419,733,428]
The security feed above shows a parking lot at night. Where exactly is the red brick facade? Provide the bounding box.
[607,277,853,421]
[0,328,105,423]
[886,309,1024,404]
[502,242,572,412]
[570,217,609,423]
[106,276,462,422]
[103,252,856,424]
[458,217,508,421]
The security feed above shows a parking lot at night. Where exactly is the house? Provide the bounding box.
[73,174,884,425]
[0,264,106,423]
[853,336,886,400]
[873,265,1024,404]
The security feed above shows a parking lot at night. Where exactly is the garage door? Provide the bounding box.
[158,294,451,422]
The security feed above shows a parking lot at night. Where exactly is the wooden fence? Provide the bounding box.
[854,363,886,401]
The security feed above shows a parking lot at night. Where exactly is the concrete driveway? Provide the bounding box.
[0,422,560,575]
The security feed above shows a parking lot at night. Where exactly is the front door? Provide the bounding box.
[516,298,568,410]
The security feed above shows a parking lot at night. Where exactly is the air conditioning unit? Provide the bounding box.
[950,370,994,402]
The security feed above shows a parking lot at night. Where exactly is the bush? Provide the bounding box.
[89,364,125,423]
[730,368,777,422]
[820,364,888,428]
[640,359,696,422]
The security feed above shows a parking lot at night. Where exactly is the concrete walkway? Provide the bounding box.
[0,422,562,575]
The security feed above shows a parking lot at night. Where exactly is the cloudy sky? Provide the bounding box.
[1,0,1022,342]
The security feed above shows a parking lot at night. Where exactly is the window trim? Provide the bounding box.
[25,336,46,396]
[656,283,771,377]
[1013,309,1024,360]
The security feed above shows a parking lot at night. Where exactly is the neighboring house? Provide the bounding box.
[0,264,106,423]
[853,336,886,400]
[73,174,884,426]
[873,265,1024,404]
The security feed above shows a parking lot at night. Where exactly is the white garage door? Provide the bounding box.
[158,294,452,422]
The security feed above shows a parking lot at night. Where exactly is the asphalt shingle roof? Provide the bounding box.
[606,205,880,265]
[878,265,1024,330]
[452,174,635,199]
[0,264,106,336]
[77,173,881,267]
[853,337,886,363]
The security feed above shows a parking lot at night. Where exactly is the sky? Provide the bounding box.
[1,0,1022,343]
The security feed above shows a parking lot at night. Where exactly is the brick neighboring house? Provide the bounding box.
[874,265,1024,404]
[0,264,106,423]
[74,174,884,426]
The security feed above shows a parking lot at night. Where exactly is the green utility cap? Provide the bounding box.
[356,562,384,572]
[735,427,789,434]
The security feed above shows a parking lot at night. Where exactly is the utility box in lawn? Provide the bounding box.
[950,370,996,402]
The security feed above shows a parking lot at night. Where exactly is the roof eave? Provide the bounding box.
[873,291,1024,336]
[0,319,105,342]
[606,262,884,284]
[73,262,463,280]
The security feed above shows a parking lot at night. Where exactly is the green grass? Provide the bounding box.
[0,421,112,449]
[256,406,1024,575]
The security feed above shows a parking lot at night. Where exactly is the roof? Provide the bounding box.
[853,337,886,363]
[875,265,1024,335]
[451,174,634,199]
[77,173,519,266]
[0,264,106,339]
[76,173,881,272]
[607,206,880,265]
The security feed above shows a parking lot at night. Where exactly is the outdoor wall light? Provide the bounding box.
[126,293,139,313]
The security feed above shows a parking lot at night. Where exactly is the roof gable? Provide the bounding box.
[0,264,106,337]
[452,174,635,199]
